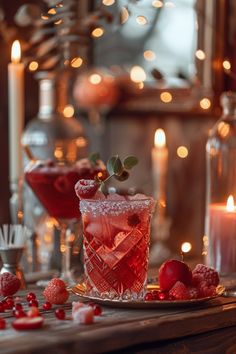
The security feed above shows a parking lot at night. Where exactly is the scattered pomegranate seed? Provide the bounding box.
[0,318,6,329]
[26,292,36,302]
[43,302,52,310]
[152,290,160,300]
[93,305,102,316]
[0,302,5,313]
[144,292,154,301]
[5,298,14,309]
[29,299,39,308]
[14,309,26,318]
[27,307,40,318]
[55,308,65,320]
[14,303,23,311]
[158,292,167,300]
[88,302,96,308]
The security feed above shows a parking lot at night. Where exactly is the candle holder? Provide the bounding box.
[205,92,236,275]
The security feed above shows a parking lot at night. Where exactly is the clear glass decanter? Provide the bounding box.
[205,92,236,275]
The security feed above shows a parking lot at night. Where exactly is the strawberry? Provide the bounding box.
[12,317,44,330]
[169,281,190,300]
[75,179,99,199]
[192,264,219,287]
[158,259,192,291]
[0,273,21,297]
[43,278,69,305]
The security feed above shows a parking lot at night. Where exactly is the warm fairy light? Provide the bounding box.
[223,60,231,70]
[160,91,172,103]
[130,66,146,83]
[89,73,102,85]
[152,0,163,8]
[41,14,49,20]
[92,27,104,38]
[138,82,144,89]
[63,105,74,118]
[181,242,192,254]
[102,0,115,5]
[54,19,62,25]
[154,129,166,148]
[54,147,63,159]
[71,57,83,68]
[200,98,211,110]
[226,195,235,212]
[218,122,230,138]
[76,137,87,147]
[48,8,57,14]
[165,1,175,8]
[136,16,148,25]
[195,49,206,60]
[144,50,156,61]
[97,172,103,178]
[11,40,21,63]
[177,146,188,158]
[29,61,39,71]
[120,7,129,24]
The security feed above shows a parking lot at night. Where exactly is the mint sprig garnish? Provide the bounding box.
[89,152,100,166]
[97,155,138,193]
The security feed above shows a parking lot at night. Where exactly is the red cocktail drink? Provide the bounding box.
[80,195,155,299]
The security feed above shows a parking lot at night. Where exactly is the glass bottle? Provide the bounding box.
[204,91,236,275]
[22,71,88,273]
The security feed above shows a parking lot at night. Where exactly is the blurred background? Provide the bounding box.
[0,0,235,267]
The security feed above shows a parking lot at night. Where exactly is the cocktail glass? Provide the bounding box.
[80,196,155,300]
[24,159,106,283]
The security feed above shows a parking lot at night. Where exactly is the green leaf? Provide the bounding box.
[123,156,138,170]
[99,181,107,194]
[89,152,100,166]
[107,155,123,176]
[114,170,129,181]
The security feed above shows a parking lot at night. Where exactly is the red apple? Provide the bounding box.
[158,259,192,291]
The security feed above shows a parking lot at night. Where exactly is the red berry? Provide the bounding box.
[151,290,160,300]
[188,287,199,299]
[14,303,23,311]
[43,301,52,310]
[192,264,219,287]
[158,292,167,301]
[88,302,96,308]
[55,308,65,320]
[27,307,40,318]
[26,292,36,302]
[0,318,6,329]
[75,179,99,199]
[158,259,192,291]
[0,302,5,313]
[14,309,26,318]
[197,281,216,298]
[0,273,21,297]
[29,299,39,308]
[144,292,153,301]
[93,305,102,316]
[169,281,190,300]
[5,298,14,309]
[43,278,69,305]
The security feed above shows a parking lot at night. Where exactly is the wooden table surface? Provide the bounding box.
[1,289,236,354]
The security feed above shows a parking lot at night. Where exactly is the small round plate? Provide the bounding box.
[70,283,225,309]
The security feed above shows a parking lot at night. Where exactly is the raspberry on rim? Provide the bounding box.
[75,179,99,199]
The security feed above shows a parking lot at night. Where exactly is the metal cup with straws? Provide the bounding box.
[0,224,28,289]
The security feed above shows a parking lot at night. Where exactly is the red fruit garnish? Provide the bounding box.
[144,292,153,301]
[192,264,219,287]
[5,298,14,309]
[12,316,44,330]
[158,259,192,291]
[29,299,39,308]
[43,278,69,305]
[55,308,65,320]
[74,179,99,199]
[197,281,216,298]
[88,302,96,308]
[14,303,23,311]
[0,318,6,329]
[43,301,52,310]
[26,292,36,302]
[14,309,26,318]
[187,287,199,299]
[0,302,5,313]
[93,305,102,316]
[27,306,40,318]
[158,292,167,301]
[0,273,21,297]
[169,281,190,300]
[127,213,141,227]
[151,290,160,300]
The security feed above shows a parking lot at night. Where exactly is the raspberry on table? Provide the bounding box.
[169,281,190,300]
[0,273,21,297]
[74,179,99,199]
[197,281,216,298]
[43,278,69,305]
[192,264,219,286]
[187,286,199,299]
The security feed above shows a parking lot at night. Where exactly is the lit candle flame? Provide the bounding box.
[226,195,235,212]
[154,129,166,148]
[11,40,21,64]
[181,242,192,254]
